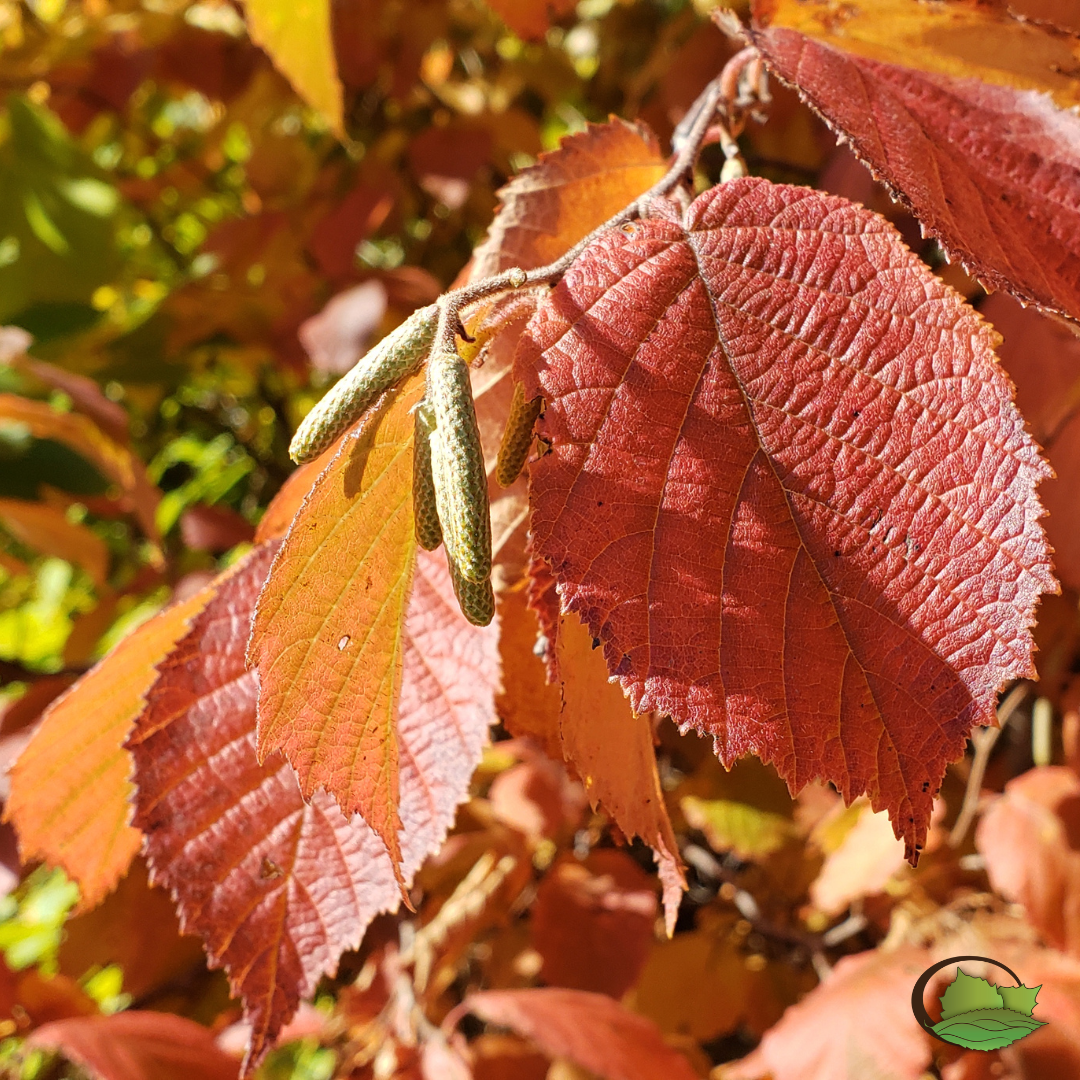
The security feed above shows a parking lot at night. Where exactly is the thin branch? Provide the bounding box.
[432,72,734,356]
[948,681,1031,848]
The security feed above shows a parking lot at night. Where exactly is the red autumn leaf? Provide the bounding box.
[28,1012,239,1080]
[250,377,500,882]
[298,280,389,375]
[480,0,577,43]
[470,119,667,282]
[6,345,130,443]
[721,947,932,1080]
[408,123,493,211]
[178,503,255,553]
[747,4,1080,322]
[129,543,402,1069]
[516,176,1054,858]
[531,850,657,999]
[460,987,698,1080]
[976,765,1080,956]
[5,585,217,908]
[980,292,1080,590]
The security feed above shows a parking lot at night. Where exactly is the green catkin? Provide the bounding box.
[496,382,543,487]
[448,557,496,626]
[412,402,443,551]
[289,303,439,464]
[427,347,492,586]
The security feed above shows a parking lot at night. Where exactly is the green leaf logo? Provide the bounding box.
[911,956,1046,1052]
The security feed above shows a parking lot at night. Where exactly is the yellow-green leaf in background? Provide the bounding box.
[681,796,796,861]
[242,0,344,136]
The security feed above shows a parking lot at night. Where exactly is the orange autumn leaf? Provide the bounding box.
[0,394,161,546]
[556,612,686,935]
[5,584,216,908]
[0,497,109,588]
[494,584,563,761]
[470,118,668,282]
[250,375,500,882]
[250,379,421,878]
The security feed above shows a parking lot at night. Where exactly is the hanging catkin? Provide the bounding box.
[290,303,439,463]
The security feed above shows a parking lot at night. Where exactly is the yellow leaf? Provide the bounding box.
[243,0,344,135]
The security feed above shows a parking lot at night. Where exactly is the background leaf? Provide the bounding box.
[6,585,215,908]
[748,2,1080,322]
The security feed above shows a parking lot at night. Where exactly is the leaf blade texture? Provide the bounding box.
[251,378,423,874]
[748,2,1080,322]
[516,177,1054,857]
[5,585,215,908]
[129,543,401,1070]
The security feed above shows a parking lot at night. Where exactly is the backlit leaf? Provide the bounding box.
[5,585,216,908]
[976,765,1080,955]
[0,394,160,545]
[722,947,933,1080]
[517,177,1053,858]
[556,612,685,933]
[0,497,109,588]
[129,543,401,1070]
[461,987,699,1080]
[471,119,667,282]
[251,378,422,875]
[242,0,343,136]
[748,1,1080,322]
[250,377,500,881]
